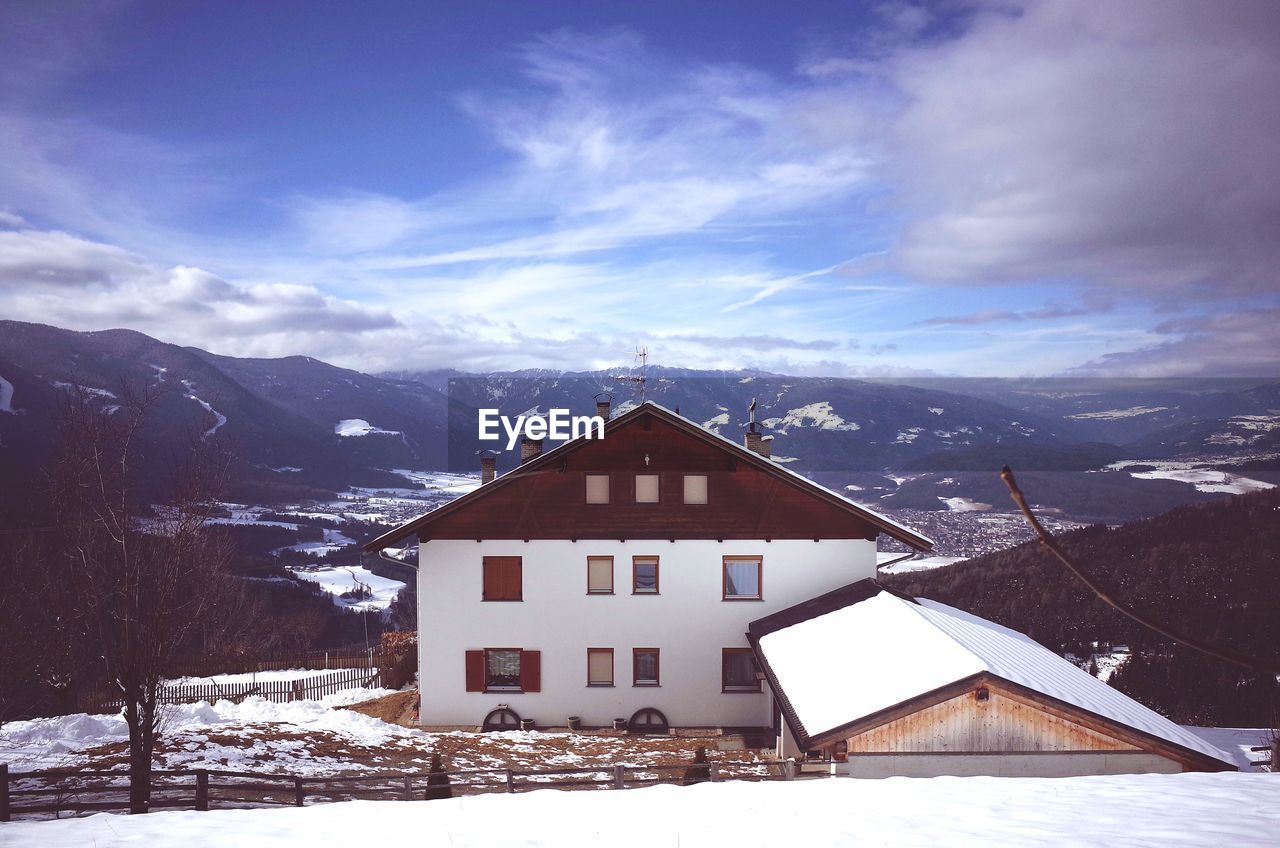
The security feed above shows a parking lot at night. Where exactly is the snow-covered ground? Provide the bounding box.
[334,418,401,437]
[275,527,357,557]
[1108,459,1274,494]
[0,690,398,771]
[1,694,771,779]
[1068,406,1170,420]
[1187,726,1276,772]
[185,392,226,438]
[287,564,405,610]
[938,496,993,512]
[760,401,861,433]
[4,772,1278,847]
[877,554,965,574]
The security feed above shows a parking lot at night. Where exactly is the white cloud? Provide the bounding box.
[0,228,398,349]
[851,0,1280,297]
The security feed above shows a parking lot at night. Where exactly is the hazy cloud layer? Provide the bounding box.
[1070,309,1280,378]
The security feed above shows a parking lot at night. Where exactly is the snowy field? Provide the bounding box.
[1107,459,1274,494]
[3,772,1278,847]
[878,554,964,575]
[0,693,771,777]
[286,564,405,610]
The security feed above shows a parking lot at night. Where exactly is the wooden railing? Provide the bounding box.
[75,649,416,713]
[0,760,793,820]
[77,668,385,714]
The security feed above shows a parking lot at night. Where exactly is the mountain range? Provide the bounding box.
[1,320,1275,520]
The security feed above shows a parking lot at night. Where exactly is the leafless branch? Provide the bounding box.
[1001,465,1280,675]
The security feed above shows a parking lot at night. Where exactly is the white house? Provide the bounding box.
[365,400,934,733]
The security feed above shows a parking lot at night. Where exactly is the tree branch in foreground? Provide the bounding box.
[1000,465,1280,676]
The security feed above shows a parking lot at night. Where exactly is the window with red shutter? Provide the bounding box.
[520,650,541,692]
[465,650,485,692]
[482,556,522,601]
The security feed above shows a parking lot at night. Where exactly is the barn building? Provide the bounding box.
[749,580,1235,775]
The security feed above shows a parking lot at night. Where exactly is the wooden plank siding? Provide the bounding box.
[844,681,1140,753]
[412,412,881,541]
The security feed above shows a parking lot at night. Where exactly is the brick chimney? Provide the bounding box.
[520,436,543,464]
[594,392,612,421]
[743,397,770,457]
[478,450,498,484]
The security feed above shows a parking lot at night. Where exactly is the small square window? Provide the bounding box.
[587,648,614,686]
[587,556,614,594]
[633,648,660,686]
[723,556,762,600]
[482,556,522,601]
[586,474,610,504]
[635,474,660,503]
[632,557,659,594]
[683,474,708,504]
[722,648,761,692]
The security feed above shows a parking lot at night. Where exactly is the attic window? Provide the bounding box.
[975,686,990,702]
[586,474,610,504]
[683,474,708,504]
[635,474,660,503]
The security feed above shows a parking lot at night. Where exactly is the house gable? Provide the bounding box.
[365,403,933,546]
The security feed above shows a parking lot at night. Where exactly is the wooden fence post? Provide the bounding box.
[195,770,209,811]
[783,759,795,781]
[505,769,515,793]
[402,775,412,801]
[612,765,626,789]
[1,762,10,822]
[294,777,305,807]
[708,763,720,783]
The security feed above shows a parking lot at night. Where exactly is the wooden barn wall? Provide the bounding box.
[421,413,879,541]
[845,685,1140,753]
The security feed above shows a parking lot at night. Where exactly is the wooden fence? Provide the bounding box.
[77,649,416,714]
[0,759,793,820]
[78,669,385,715]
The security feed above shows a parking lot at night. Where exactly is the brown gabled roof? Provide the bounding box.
[363,401,934,553]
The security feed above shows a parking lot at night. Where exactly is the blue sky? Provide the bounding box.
[1,0,1277,377]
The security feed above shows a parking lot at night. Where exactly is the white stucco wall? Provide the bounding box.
[417,537,877,728]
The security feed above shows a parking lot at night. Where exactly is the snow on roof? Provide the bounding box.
[756,588,1234,766]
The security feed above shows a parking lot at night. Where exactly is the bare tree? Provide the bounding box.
[47,384,234,813]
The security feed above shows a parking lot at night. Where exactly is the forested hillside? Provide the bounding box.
[885,488,1280,725]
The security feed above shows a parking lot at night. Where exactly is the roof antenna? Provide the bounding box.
[610,346,648,405]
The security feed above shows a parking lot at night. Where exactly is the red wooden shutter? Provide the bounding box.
[465,650,485,692]
[506,559,522,600]
[483,556,522,601]
[520,650,541,692]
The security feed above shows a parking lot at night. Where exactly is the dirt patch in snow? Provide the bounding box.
[340,691,418,726]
